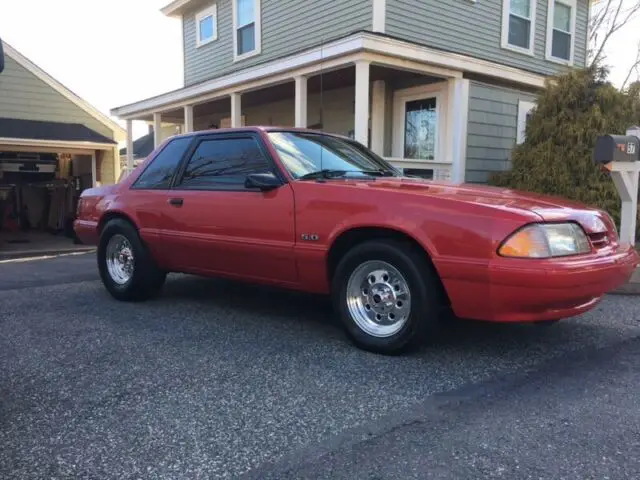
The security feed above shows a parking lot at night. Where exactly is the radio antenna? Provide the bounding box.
[319,36,325,174]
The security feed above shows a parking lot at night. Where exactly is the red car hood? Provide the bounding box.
[362,178,613,234]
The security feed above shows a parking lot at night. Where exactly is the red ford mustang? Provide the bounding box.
[74,127,639,354]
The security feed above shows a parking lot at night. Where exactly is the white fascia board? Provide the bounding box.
[112,32,547,119]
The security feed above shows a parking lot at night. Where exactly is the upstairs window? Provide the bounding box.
[546,0,575,64]
[196,4,218,47]
[501,0,537,55]
[234,0,261,60]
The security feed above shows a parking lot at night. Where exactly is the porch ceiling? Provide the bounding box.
[144,65,445,123]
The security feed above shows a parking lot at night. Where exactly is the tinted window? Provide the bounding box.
[132,137,192,189]
[177,137,271,189]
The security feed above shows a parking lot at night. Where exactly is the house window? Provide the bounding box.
[196,4,217,47]
[404,98,438,160]
[234,0,261,60]
[392,83,448,164]
[546,0,575,64]
[517,100,536,144]
[501,0,537,55]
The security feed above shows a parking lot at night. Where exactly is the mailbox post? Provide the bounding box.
[593,128,640,246]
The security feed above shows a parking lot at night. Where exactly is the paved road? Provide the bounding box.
[1,253,639,479]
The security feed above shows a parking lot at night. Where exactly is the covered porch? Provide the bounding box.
[115,46,472,182]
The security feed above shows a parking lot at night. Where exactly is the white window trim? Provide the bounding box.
[195,4,218,48]
[545,0,576,65]
[391,82,449,165]
[233,0,262,62]
[501,0,537,56]
[372,0,386,33]
[517,99,536,144]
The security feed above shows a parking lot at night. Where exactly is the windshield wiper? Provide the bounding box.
[298,169,394,181]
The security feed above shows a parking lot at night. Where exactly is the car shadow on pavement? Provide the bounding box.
[150,273,603,359]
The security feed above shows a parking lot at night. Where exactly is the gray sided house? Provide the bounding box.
[112,0,590,184]
[0,40,124,247]
[0,41,125,186]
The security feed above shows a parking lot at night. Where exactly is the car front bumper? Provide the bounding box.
[442,244,640,323]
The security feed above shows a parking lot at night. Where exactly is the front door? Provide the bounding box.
[125,135,195,270]
[392,83,448,178]
[161,132,297,285]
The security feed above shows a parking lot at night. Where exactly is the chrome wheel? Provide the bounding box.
[105,234,135,285]
[346,260,412,338]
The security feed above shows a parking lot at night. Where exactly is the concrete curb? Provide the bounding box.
[0,247,96,261]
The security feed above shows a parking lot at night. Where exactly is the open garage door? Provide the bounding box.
[0,118,117,259]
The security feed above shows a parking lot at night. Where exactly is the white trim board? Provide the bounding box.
[0,137,117,151]
[372,0,386,33]
[161,0,197,17]
[111,32,547,119]
[3,41,126,140]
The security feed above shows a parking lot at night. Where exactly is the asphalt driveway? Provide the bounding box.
[1,253,639,479]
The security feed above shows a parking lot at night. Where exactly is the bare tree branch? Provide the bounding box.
[589,0,640,67]
[621,41,640,89]
[589,0,614,44]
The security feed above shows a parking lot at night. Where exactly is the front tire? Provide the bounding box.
[332,239,444,355]
[97,218,166,301]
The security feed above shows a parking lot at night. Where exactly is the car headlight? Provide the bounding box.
[498,223,591,258]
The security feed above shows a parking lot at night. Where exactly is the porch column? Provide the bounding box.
[447,78,470,183]
[371,80,386,155]
[184,105,194,133]
[91,151,97,187]
[153,112,162,147]
[126,119,134,171]
[294,75,308,128]
[354,61,371,147]
[230,93,242,127]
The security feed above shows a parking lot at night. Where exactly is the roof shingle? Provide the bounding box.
[0,117,116,144]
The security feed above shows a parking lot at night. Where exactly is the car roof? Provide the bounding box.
[169,126,351,141]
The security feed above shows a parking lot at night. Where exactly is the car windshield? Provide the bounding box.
[267,131,399,180]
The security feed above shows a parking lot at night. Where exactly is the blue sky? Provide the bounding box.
[0,0,638,141]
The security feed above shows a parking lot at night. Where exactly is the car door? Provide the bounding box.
[160,131,297,285]
[125,135,194,270]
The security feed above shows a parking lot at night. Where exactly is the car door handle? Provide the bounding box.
[168,198,184,207]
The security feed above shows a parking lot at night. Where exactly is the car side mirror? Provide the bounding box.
[245,172,281,191]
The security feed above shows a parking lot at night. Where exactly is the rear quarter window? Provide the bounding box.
[132,137,192,189]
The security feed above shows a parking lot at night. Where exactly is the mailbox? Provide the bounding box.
[593,134,640,164]
[592,129,640,247]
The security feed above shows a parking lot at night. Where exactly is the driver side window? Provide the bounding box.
[176,136,272,190]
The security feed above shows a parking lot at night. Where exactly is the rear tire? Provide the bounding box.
[97,218,166,301]
[331,239,444,355]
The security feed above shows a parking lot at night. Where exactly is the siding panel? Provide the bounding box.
[0,55,113,139]
[386,0,589,77]
[465,81,537,183]
[183,0,372,86]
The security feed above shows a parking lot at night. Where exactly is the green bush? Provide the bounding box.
[489,65,640,235]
